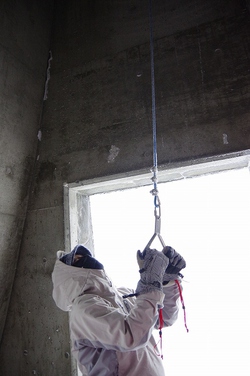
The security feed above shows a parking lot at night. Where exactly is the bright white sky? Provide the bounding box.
[90,167,250,375]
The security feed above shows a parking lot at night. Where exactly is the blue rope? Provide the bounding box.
[144,0,166,251]
[149,0,158,207]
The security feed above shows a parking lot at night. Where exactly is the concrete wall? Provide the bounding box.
[0,0,54,354]
[0,0,250,375]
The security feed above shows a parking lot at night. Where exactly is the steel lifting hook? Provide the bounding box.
[144,194,166,251]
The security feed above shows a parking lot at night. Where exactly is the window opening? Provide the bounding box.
[65,154,250,376]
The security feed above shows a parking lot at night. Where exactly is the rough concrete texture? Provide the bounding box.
[0,0,54,352]
[0,0,250,375]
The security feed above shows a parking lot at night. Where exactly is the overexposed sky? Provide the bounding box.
[90,167,250,375]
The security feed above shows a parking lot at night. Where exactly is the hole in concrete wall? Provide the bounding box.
[65,154,250,376]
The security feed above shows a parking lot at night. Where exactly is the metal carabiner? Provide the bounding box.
[154,196,161,233]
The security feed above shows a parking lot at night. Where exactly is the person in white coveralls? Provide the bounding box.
[52,244,186,376]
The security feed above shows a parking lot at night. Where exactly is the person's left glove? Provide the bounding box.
[136,248,169,295]
[162,246,186,284]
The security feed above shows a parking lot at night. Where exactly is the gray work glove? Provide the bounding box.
[162,246,186,284]
[136,248,169,295]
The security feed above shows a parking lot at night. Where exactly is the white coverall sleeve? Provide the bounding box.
[160,280,181,327]
[70,290,164,352]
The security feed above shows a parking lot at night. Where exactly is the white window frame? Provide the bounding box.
[64,151,250,254]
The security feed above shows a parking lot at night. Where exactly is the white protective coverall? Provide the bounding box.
[52,258,181,376]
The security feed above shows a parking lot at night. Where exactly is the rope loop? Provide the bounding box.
[150,188,158,196]
[151,166,158,184]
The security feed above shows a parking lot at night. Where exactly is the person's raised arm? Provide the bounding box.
[71,248,169,352]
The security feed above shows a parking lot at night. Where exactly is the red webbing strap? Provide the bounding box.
[154,281,189,360]
[175,279,189,333]
[158,307,164,359]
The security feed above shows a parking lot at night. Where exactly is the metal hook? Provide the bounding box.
[144,194,166,251]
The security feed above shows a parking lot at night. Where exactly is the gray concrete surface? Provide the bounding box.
[0,0,54,353]
[0,0,249,375]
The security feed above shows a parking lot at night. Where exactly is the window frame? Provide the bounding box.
[64,151,250,254]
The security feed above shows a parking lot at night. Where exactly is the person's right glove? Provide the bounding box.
[136,248,169,295]
[162,246,186,284]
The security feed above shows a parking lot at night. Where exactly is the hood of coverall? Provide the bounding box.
[59,244,104,269]
[52,255,115,312]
